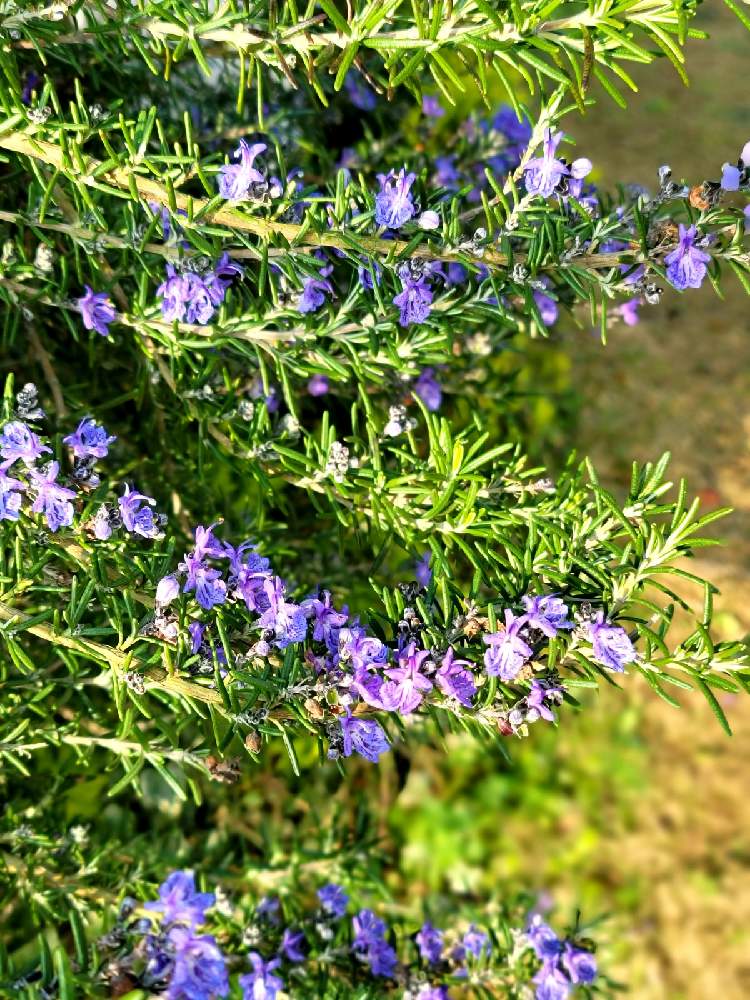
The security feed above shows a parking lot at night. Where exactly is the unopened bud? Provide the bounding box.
[304,698,325,720]
[244,731,262,754]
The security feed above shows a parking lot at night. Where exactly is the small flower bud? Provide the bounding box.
[304,697,325,720]
[418,210,440,231]
[205,756,241,783]
[155,575,180,606]
[244,731,262,754]
[123,671,145,694]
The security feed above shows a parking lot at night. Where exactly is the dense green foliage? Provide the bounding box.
[1,1,749,997]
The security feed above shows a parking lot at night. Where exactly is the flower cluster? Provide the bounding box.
[523,128,593,200]
[0,390,650,770]
[0,383,165,540]
[153,519,640,763]
[0,386,651,775]
[120,872,228,1000]
[0,388,76,532]
[525,914,598,999]
[96,870,598,1000]
[64,103,750,353]
[484,596,635,681]
[158,254,244,325]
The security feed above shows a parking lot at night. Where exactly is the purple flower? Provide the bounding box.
[224,539,269,576]
[29,462,75,532]
[240,954,283,1000]
[339,710,391,763]
[358,259,382,290]
[257,576,307,648]
[145,871,215,928]
[307,374,329,396]
[186,566,227,611]
[248,377,279,413]
[156,575,180,607]
[336,625,389,672]
[302,590,348,649]
[177,274,217,324]
[526,915,563,961]
[352,910,397,978]
[344,73,377,111]
[166,927,228,1000]
[188,621,206,654]
[422,95,444,118]
[446,262,468,286]
[434,155,460,188]
[280,928,306,963]
[63,418,115,459]
[413,368,442,411]
[523,130,569,198]
[0,420,50,467]
[118,484,162,539]
[352,909,387,949]
[77,286,115,336]
[158,257,242,326]
[21,71,39,105]
[493,106,532,151]
[562,944,597,984]
[416,988,449,1000]
[142,933,173,985]
[483,610,532,680]
[256,897,281,923]
[616,297,640,326]
[415,551,432,588]
[588,611,636,672]
[375,168,417,229]
[664,224,711,290]
[526,680,562,723]
[416,921,443,964]
[147,201,186,242]
[393,267,433,327]
[232,557,272,613]
[380,641,433,715]
[351,662,386,708]
[462,925,490,958]
[533,288,559,327]
[0,471,24,522]
[721,140,750,190]
[191,522,225,562]
[317,883,348,918]
[533,964,572,1000]
[521,595,573,638]
[218,140,267,201]
[435,647,476,707]
[365,939,398,977]
[158,267,192,322]
[298,273,334,314]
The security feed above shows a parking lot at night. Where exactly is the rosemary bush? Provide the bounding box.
[1,1,749,997]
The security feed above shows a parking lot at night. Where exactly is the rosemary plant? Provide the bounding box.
[1,1,749,997]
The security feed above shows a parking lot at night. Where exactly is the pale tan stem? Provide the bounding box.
[0,130,648,273]
[0,598,226,707]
